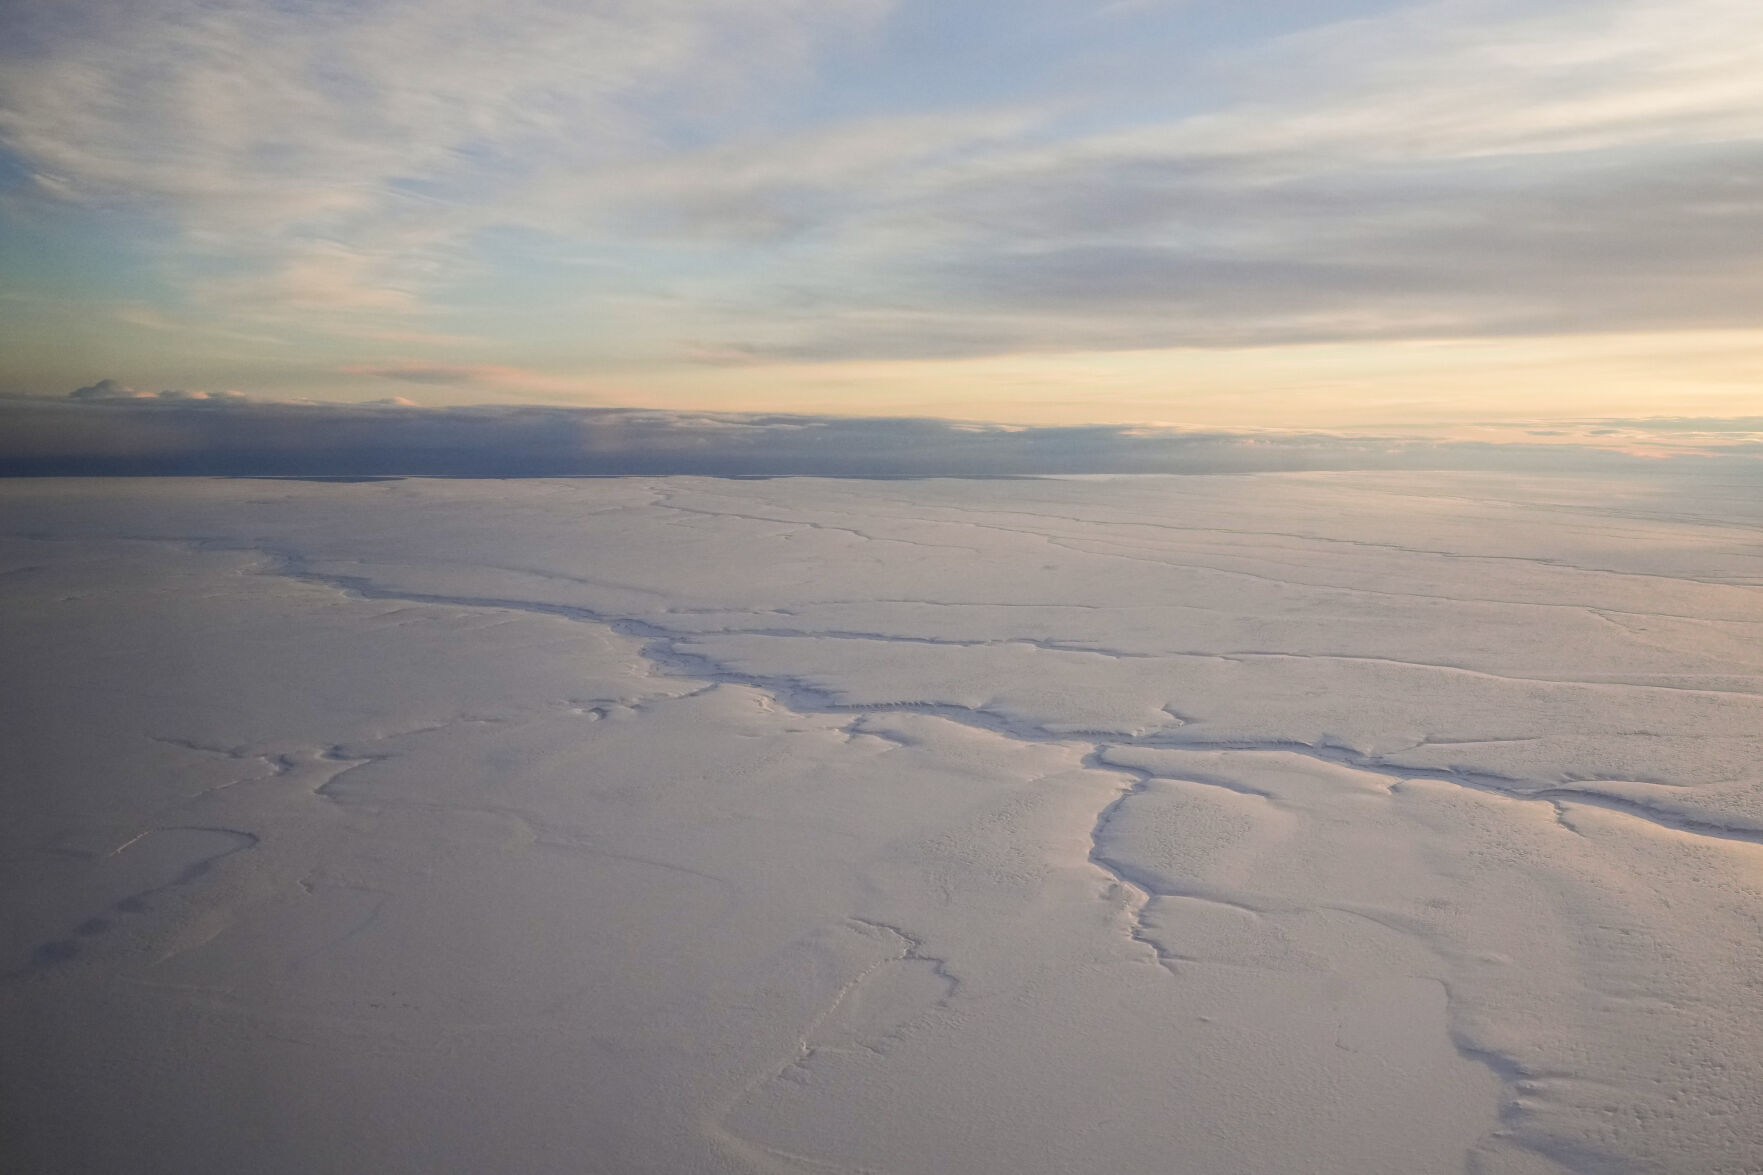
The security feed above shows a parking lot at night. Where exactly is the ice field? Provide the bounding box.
[3,471,1761,1174]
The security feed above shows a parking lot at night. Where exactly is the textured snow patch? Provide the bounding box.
[2,471,1760,1174]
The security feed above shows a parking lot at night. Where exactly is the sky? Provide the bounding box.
[2,0,1762,432]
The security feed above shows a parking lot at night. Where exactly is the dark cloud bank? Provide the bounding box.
[2,392,1758,479]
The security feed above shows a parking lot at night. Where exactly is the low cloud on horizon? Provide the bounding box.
[2,388,1759,480]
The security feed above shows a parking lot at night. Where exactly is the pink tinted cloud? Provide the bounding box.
[341,362,601,398]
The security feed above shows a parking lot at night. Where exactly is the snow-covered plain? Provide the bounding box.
[3,471,1761,1174]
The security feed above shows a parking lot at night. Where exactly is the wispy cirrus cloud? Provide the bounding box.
[3,0,1763,402]
[668,0,1763,359]
[0,0,885,317]
[480,0,1763,362]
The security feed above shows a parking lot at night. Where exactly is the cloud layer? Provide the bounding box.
[3,392,1757,478]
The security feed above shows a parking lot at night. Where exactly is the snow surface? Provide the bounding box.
[2,471,1760,1174]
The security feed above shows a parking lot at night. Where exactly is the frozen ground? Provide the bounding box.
[2,471,1760,1174]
